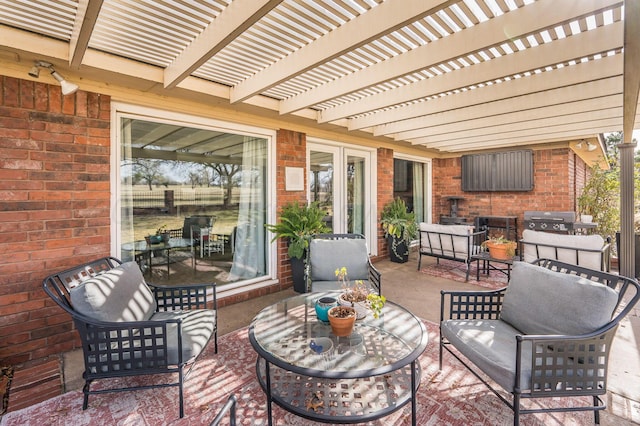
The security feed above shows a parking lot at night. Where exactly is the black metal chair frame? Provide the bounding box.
[210,394,237,426]
[306,233,382,295]
[42,256,218,418]
[439,258,640,425]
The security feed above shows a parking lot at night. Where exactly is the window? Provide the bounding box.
[114,107,274,288]
[393,157,431,224]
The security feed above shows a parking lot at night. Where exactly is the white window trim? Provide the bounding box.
[109,102,278,289]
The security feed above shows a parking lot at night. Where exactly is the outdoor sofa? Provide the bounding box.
[42,257,217,419]
[440,259,640,425]
[519,229,611,271]
[417,223,486,280]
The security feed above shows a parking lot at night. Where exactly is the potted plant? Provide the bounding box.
[334,267,386,319]
[265,201,330,292]
[381,198,418,263]
[156,224,170,243]
[482,235,516,260]
[327,305,356,337]
[335,267,369,319]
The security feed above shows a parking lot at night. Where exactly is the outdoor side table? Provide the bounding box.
[471,251,519,281]
[121,238,192,274]
[248,292,429,425]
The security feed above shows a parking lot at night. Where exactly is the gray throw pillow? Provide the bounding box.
[70,261,157,322]
[501,262,618,335]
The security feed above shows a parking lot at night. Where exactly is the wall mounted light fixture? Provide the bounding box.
[28,61,78,95]
[586,141,597,152]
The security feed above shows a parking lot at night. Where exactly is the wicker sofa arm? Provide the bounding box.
[150,282,217,311]
[440,288,506,321]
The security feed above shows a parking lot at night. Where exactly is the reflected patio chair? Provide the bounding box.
[168,228,193,265]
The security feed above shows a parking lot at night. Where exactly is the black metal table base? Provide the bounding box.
[256,357,421,425]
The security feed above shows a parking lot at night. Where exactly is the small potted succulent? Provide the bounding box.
[335,267,386,319]
[335,267,369,319]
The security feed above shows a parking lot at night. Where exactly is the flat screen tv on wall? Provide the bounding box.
[461,150,533,192]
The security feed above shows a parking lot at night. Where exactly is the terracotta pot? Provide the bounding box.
[486,241,516,260]
[327,306,356,337]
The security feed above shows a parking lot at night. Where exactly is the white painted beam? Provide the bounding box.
[321,21,622,124]
[281,0,621,115]
[164,0,282,89]
[360,54,623,133]
[230,0,454,103]
[69,0,103,68]
[395,96,621,140]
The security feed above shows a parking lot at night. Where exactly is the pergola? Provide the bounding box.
[0,0,638,273]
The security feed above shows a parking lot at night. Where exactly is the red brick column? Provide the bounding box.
[377,148,394,258]
[273,129,307,287]
[0,76,111,364]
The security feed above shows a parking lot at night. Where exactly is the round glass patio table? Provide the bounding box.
[248,292,428,425]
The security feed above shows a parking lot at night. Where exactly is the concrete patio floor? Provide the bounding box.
[20,255,640,424]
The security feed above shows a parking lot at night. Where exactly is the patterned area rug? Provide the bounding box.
[420,258,510,290]
[0,322,592,426]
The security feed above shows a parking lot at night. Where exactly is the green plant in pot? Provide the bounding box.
[481,235,516,260]
[265,201,330,292]
[381,198,418,263]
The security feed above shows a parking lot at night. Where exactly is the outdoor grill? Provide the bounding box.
[524,211,577,233]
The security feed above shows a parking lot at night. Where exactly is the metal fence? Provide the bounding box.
[122,187,240,209]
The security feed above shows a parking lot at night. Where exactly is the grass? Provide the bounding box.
[129,209,240,242]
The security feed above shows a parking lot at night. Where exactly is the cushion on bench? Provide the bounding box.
[501,261,619,335]
[521,230,605,270]
[419,223,474,256]
[70,261,157,322]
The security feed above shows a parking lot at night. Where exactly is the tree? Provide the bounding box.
[577,163,620,241]
[205,163,241,208]
[130,159,164,190]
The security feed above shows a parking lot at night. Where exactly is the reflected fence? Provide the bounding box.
[122,187,241,211]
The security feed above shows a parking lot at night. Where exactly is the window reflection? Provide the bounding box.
[119,118,267,286]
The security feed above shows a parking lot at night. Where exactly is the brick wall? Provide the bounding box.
[0,76,111,365]
[272,129,307,288]
[432,149,589,238]
[376,148,394,258]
